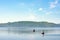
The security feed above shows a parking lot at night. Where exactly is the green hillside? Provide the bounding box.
[0,21,60,27]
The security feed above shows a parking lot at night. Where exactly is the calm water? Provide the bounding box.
[0,27,60,40]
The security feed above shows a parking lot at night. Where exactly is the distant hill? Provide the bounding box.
[0,21,60,27]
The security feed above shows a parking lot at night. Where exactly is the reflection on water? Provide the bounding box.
[0,27,60,40]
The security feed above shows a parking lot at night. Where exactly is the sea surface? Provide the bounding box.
[0,27,60,40]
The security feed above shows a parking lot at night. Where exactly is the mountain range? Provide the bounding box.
[0,21,60,27]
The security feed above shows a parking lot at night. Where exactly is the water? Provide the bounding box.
[0,27,60,40]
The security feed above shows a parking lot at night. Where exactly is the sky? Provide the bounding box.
[0,0,60,23]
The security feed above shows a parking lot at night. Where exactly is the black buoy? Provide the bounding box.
[33,29,35,32]
[41,31,45,37]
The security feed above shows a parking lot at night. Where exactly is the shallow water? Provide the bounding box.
[0,27,60,40]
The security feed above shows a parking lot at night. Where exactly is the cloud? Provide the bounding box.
[49,0,59,9]
[38,8,43,11]
[45,12,52,15]
[13,14,37,22]
[24,14,37,21]
[46,18,60,24]
[0,14,37,23]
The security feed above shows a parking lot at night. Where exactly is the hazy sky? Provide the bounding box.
[0,0,60,23]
